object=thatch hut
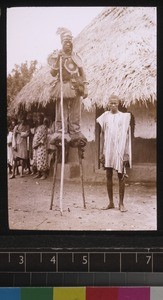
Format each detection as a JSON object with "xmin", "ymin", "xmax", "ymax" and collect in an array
[{"xmin": 14, "ymin": 7, "xmax": 156, "ymax": 181}]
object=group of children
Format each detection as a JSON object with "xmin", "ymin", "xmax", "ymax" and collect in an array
[{"xmin": 7, "ymin": 112, "xmax": 56, "ymax": 180}]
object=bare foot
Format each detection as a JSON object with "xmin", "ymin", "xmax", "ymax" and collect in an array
[
  {"xmin": 40, "ymin": 175, "xmax": 47, "ymax": 180},
  {"xmin": 33, "ymin": 173, "xmax": 41, "ymax": 179},
  {"xmin": 103, "ymin": 203, "xmax": 115, "ymax": 210},
  {"xmin": 9, "ymin": 174, "xmax": 15, "ymax": 179},
  {"xmin": 119, "ymin": 204, "xmax": 127, "ymax": 212}
]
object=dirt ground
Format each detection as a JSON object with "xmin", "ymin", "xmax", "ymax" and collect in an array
[{"xmin": 8, "ymin": 174, "xmax": 157, "ymax": 231}]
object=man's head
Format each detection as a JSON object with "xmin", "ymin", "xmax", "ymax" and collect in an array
[
  {"xmin": 108, "ymin": 95, "xmax": 120, "ymax": 113},
  {"xmin": 62, "ymin": 40, "xmax": 73, "ymax": 54},
  {"xmin": 56, "ymin": 27, "xmax": 73, "ymax": 54},
  {"xmin": 37, "ymin": 113, "xmax": 44, "ymax": 125},
  {"xmin": 19, "ymin": 112, "xmax": 27, "ymax": 124}
]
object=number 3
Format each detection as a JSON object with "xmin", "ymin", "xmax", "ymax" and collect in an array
[{"xmin": 19, "ymin": 255, "xmax": 24, "ymax": 265}]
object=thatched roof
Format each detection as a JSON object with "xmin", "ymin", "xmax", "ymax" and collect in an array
[
  {"xmin": 75, "ymin": 6, "xmax": 156, "ymax": 109},
  {"xmin": 14, "ymin": 6, "xmax": 156, "ymax": 111},
  {"xmin": 14, "ymin": 66, "xmax": 55, "ymax": 111}
]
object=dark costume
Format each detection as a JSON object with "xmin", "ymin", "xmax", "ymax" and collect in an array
[{"xmin": 48, "ymin": 27, "xmax": 88, "ymax": 141}]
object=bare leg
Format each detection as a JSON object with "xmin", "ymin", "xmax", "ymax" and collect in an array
[
  {"xmin": 30, "ymin": 165, "xmax": 37, "ymax": 176},
  {"xmin": 8, "ymin": 163, "xmax": 12, "ymax": 174},
  {"xmin": 33, "ymin": 171, "xmax": 41, "ymax": 179},
  {"xmin": 15, "ymin": 159, "xmax": 20, "ymax": 175},
  {"xmin": 16, "ymin": 165, "xmax": 20, "ymax": 175},
  {"xmin": 40, "ymin": 171, "xmax": 47, "ymax": 180},
  {"xmin": 20, "ymin": 160, "xmax": 25, "ymax": 177},
  {"xmin": 118, "ymin": 173, "xmax": 127, "ymax": 212},
  {"xmin": 103, "ymin": 168, "xmax": 114, "ymax": 209},
  {"xmin": 9, "ymin": 160, "xmax": 16, "ymax": 179},
  {"xmin": 26, "ymin": 157, "xmax": 32, "ymax": 174}
]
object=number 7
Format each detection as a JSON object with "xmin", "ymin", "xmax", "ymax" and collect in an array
[{"xmin": 146, "ymin": 255, "xmax": 151, "ymax": 264}]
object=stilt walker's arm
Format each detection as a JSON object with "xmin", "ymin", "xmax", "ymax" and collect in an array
[
  {"xmin": 50, "ymin": 148, "xmax": 58, "ymax": 210},
  {"xmin": 59, "ymin": 55, "xmax": 64, "ymax": 216}
]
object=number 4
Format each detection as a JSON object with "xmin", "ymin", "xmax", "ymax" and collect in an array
[{"xmin": 50, "ymin": 256, "xmax": 56, "ymax": 264}]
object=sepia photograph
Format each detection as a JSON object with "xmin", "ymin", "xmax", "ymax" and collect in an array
[{"xmin": 7, "ymin": 6, "xmax": 157, "ymax": 231}]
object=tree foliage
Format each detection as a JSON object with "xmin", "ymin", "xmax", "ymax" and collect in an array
[{"xmin": 7, "ymin": 60, "xmax": 38, "ymax": 113}]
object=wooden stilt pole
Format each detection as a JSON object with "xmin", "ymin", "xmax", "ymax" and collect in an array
[
  {"xmin": 78, "ymin": 146, "xmax": 86, "ymax": 209},
  {"xmin": 50, "ymin": 148, "xmax": 58, "ymax": 210},
  {"xmin": 59, "ymin": 55, "xmax": 64, "ymax": 216}
]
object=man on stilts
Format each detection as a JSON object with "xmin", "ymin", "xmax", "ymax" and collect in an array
[
  {"xmin": 96, "ymin": 95, "xmax": 132, "ymax": 212},
  {"xmin": 48, "ymin": 27, "xmax": 88, "ymax": 145},
  {"xmin": 48, "ymin": 27, "xmax": 88, "ymax": 211}
]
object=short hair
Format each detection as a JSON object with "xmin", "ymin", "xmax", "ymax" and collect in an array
[
  {"xmin": 108, "ymin": 94, "xmax": 120, "ymax": 103},
  {"xmin": 43, "ymin": 118, "xmax": 49, "ymax": 127},
  {"xmin": 38, "ymin": 113, "xmax": 44, "ymax": 124}
]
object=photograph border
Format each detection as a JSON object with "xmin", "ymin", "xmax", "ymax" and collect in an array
[{"xmin": 0, "ymin": 0, "xmax": 163, "ymax": 250}]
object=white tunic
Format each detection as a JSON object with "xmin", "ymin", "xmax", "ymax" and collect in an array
[{"xmin": 97, "ymin": 111, "xmax": 131, "ymax": 173}]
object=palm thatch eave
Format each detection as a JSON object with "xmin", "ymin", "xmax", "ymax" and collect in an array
[
  {"xmin": 74, "ymin": 6, "xmax": 156, "ymax": 109},
  {"xmin": 14, "ymin": 6, "xmax": 156, "ymax": 112},
  {"xmin": 14, "ymin": 65, "xmax": 56, "ymax": 112}
]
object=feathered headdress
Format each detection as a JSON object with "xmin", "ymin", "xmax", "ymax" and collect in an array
[{"xmin": 56, "ymin": 27, "xmax": 73, "ymax": 44}]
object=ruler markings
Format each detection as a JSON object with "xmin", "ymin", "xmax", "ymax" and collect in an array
[
  {"xmin": 0, "ymin": 249, "xmax": 160, "ymax": 253},
  {"xmin": 56, "ymin": 252, "xmax": 58, "ymax": 272},
  {"xmin": 0, "ymin": 251, "xmax": 162, "ymax": 273},
  {"xmin": 40, "ymin": 252, "xmax": 42, "ymax": 263},
  {"xmin": 120, "ymin": 252, "xmax": 122, "ymax": 272},
  {"xmin": 104, "ymin": 252, "xmax": 106, "ymax": 263},
  {"xmin": 1, "ymin": 251, "xmax": 161, "ymax": 254},
  {"xmin": 24, "ymin": 252, "xmax": 26, "ymax": 272},
  {"xmin": 88, "ymin": 253, "xmax": 90, "ymax": 272}
]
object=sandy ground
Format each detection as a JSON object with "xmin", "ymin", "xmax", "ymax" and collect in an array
[{"xmin": 8, "ymin": 174, "xmax": 157, "ymax": 231}]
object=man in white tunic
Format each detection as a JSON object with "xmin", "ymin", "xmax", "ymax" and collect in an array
[{"xmin": 96, "ymin": 95, "xmax": 132, "ymax": 212}]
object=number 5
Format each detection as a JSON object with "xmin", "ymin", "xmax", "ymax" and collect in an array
[{"xmin": 82, "ymin": 255, "xmax": 88, "ymax": 265}]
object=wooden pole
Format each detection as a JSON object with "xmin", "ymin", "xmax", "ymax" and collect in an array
[
  {"xmin": 50, "ymin": 148, "xmax": 58, "ymax": 210},
  {"xmin": 59, "ymin": 55, "xmax": 64, "ymax": 216},
  {"xmin": 78, "ymin": 146, "xmax": 86, "ymax": 209}
]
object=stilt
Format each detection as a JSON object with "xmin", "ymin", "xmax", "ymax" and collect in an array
[
  {"xmin": 50, "ymin": 148, "xmax": 58, "ymax": 210},
  {"xmin": 59, "ymin": 55, "xmax": 64, "ymax": 216},
  {"xmin": 78, "ymin": 145, "xmax": 86, "ymax": 209}
]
